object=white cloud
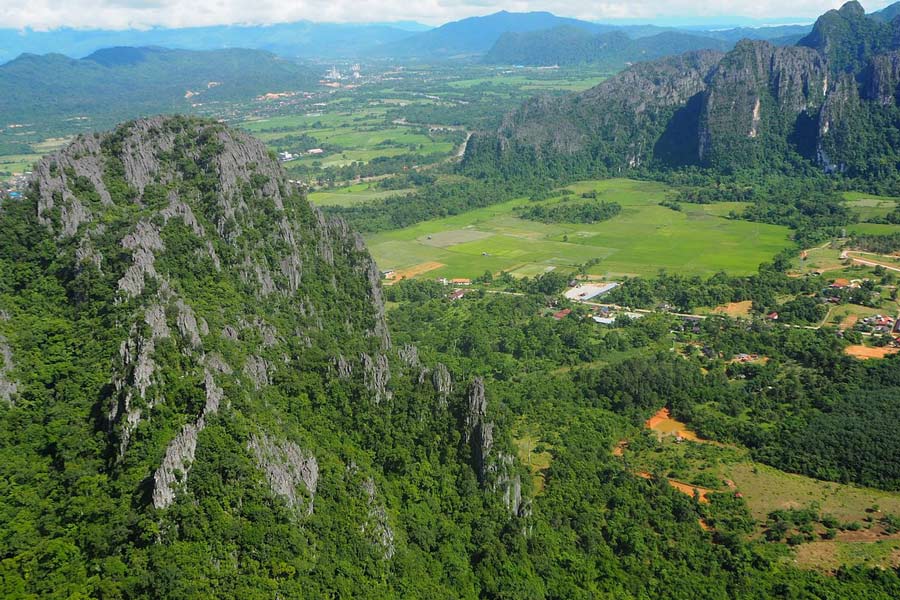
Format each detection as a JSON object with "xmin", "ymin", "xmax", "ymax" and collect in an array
[{"xmin": 0, "ymin": 0, "xmax": 896, "ymax": 31}]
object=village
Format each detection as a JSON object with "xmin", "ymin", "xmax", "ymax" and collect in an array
[{"xmin": 0, "ymin": 171, "xmax": 29, "ymax": 202}]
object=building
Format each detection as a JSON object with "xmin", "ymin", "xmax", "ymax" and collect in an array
[
  {"xmin": 306, "ymin": 148, "xmax": 324, "ymax": 155},
  {"xmin": 564, "ymin": 282, "xmax": 619, "ymax": 302},
  {"xmin": 449, "ymin": 289, "xmax": 466, "ymax": 301},
  {"xmin": 552, "ymin": 308, "xmax": 572, "ymax": 320},
  {"xmin": 450, "ymin": 278, "xmax": 471, "ymax": 286},
  {"xmin": 592, "ymin": 316, "xmax": 616, "ymax": 325}
]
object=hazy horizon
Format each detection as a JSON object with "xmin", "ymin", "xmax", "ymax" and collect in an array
[{"xmin": 0, "ymin": 0, "xmax": 894, "ymax": 32}]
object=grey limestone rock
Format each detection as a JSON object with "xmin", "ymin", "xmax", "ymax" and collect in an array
[
  {"xmin": 152, "ymin": 364, "xmax": 224, "ymax": 509},
  {"xmin": 0, "ymin": 336, "xmax": 18, "ymax": 404},
  {"xmin": 465, "ymin": 378, "xmax": 495, "ymax": 483},
  {"xmin": 248, "ymin": 433, "xmax": 318, "ymax": 515},
  {"xmin": 361, "ymin": 352, "xmax": 391, "ymax": 403},
  {"xmin": 431, "ymin": 363, "xmax": 452, "ymax": 401},
  {"xmin": 117, "ymin": 221, "xmax": 164, "ymax": 298},
  {"xmin": 243, "ymin": 355, "xmax": 271, "ymax": 390},
  {"xmin": 361, "ymin": 477, "xmax": 396, "ymax": 560},
  {"xmin": 175, "ymin": 299, "xmax": 202, "ymax": 349}
]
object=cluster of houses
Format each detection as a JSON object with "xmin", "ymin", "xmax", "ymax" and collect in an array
[
  {"xmin": 277, "ymin": 148, "xmax": 324, "ymax": 162},
  {"xmin": 855, "ymin": 314, "xmax": 899, "ymax": 335},
  {"xmin": 0, "ymin": 171, "xmax": 29, "ymax": 202}
]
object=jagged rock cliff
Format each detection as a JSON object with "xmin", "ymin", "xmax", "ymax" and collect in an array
[
  {"xmin": 470, "ymin": 49, "xmax": 722, "ymax": 170},
  {"xmin": 466, "ymin": 1, "xmax": 900, "ymax": 179}
]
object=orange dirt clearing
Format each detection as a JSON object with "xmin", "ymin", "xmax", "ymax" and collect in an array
[
  {"xmin": 844, "ymin": 345, "xmax": 900, "ymax": 360},
  {"xmin": 713, "ymin": 300, "xmax": 753, "ymax": 318},
  {"xmin": 384, "ymin": 261, "xmax": 444, "ymax": 284},
  {"xmin": 645, "ymin": 408, "xmax": 701, "ymax": 441}
]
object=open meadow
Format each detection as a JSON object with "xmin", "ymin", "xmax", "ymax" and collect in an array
[
  {"xmin": 365, "ymin": 179, "xmax": 792, "ymax": 280},
  {"xmin": 622, "ymin": 417, "xmax": 900, "ymax": 572}
]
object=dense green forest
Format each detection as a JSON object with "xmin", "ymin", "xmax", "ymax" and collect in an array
[{"xmin": 0, "ymin": 47, "xmax": 319, "ymax": 134}]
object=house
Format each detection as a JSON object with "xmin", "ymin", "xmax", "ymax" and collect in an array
[
  {"xmin": 381, "ymin": 270, "xmax": 396, "ymax": 280},
  {"xmin": 766, "ymin": 312, "xmax": 779, "ymax": 320},
  {"xmin": 449, "ymin": 289, "xmax": 466, "ymax": 301},
  {"xmin": 552, "ymin": 308, "xmax": 572, "ymax": 320},
  {"xmin": 306, "ymin": 148, "xmax": 324, "ymax": 155},
  {"xmin": 830, "ymin": 278, "xmax": 851, "ymax": 289},
  {"xmin": 450, "ymin": 278, "xmax": 471, "ymax": 286},
  {"xmin": 592, "ymin": 316, "xmax": 616, "ymax": 325}
]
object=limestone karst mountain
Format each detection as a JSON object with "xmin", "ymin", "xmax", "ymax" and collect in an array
[
  {"xmin": 464, "ymin": 1, "xmax": 900, "ymax": 181},
  {"xmin": 0, "ymin": 115, "xmax": 524, "ymax": 596}
]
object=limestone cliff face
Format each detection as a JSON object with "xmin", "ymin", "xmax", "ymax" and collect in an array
[
  {"xmin": 698, "ymin": 41, "xmax": 827, "ymax": 166},
  {"xmin": 0, "ymin": 334, "xmax": 17, "ymax": 404},
  {"xmin": 463, "ymin": 378, "xmax": 530, "ymax": 518},
  {"xmin": 470, "ymin": 2, "xmax": 900, "ymax": 178},
  {"xmin": 488, "ymin": 50, "xmax": 722, "ymax": 167},
  {"xmin": 864, "ymin": 50, "xmax": 900, "ymax": 105}
]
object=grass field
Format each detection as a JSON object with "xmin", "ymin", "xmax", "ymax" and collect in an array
[
  {"xmin": 512, "ymin": 419, "xmax": 553, "ymax": 495},
  {"xmin": 847, "ymin": 223, "xmax": 900, "ymax": 235},
  {"xmin": 727, "ymin": 462, "xmax": 900, "ymax": 524},
  {"xmin": 365, "ymin": 179, "xmax": 792, "ymax": 280},
  {"xmin": 309, "ymin": 184, "xmax": 415, "ymax": 207},
  {"xmin": 843, "ymin": 191, "xmax": 899, "ymax": 221},
  {"xmin": 623, "ymin": 426, "xmax": 900, "ymax": 571}
]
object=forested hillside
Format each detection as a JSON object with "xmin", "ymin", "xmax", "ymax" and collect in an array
[{"xmin": 0, "ymin": 47, "xmax": 319, "ymax": 133}]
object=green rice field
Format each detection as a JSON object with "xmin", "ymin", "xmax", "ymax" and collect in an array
[{"xmin": 365, "ymin": 179, "xmax": 792, "ymax": 280}]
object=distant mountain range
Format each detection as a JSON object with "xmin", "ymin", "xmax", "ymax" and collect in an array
[
  {"xmin": 369, "ymin": 11, "xmax": 615, "ymax": 59},
  {"xmin": 483, "ymin": 27, "xmax": 733, "ymax": 68},
  {"xmin": 0, "ymin": 10, "xmax": 820, "ymax": 64},
  {"xmin": 0, "ymin": 21, "xmax": 427, "ymax": 63},
  {"xmin": 0, "ymin": 47, "xmax": 318, "ymax": 131},
  {"xmin": 464, "ymin": 1, "xmax": 900, "ymax": 184}
]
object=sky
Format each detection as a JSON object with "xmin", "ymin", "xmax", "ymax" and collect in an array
[{"xmin": 0, "ymin": 0, "xmax": 896, "ymax": 31}]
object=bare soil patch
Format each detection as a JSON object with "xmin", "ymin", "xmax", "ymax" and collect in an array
[
  {"xmin": 645, "ymin": 408, "xmax": 701, "ymax": 441},
  {"xmin": 713, "ymin": 300, "xmax": 753, "ymax": 318},
  {"xmin": 844, "ymin": 345, "xmax": 899, "ymax": 360},
  {"xmin": 385, "ymin": 261, "xmax": 445, "ymax": 284}
]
